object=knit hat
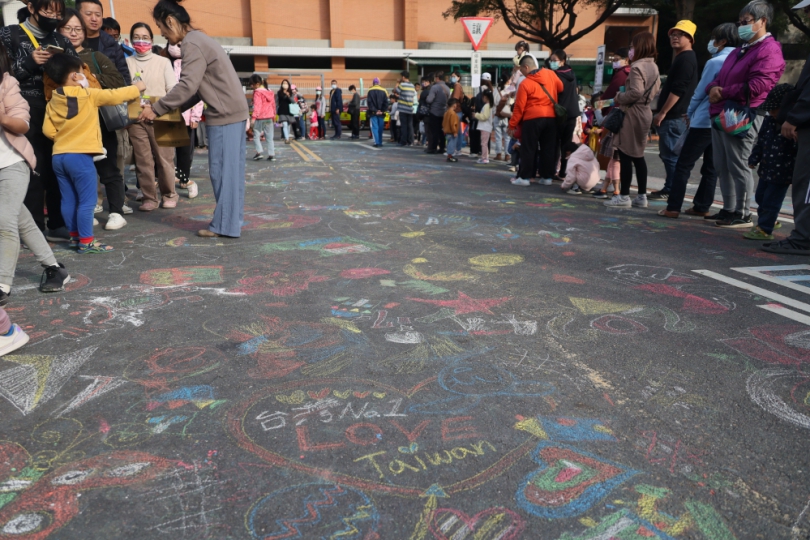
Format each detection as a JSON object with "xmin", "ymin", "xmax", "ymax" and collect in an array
[
  {"xmin": 760, "ymin": 83, "xmax": 794, "ymax": 112},
  {"xmin": 373, "ymin": 77, "xmax": 380, "ymax": 85}
]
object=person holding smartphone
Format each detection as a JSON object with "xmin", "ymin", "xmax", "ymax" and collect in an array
[{"xmin": 0, "ymin": 0, "xmax": 79, "ymax": 243}]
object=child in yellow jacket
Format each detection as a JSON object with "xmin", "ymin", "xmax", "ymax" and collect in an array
[{"xmin": 43, "ymin": 55, "xmax": 144, "ymax": 254}]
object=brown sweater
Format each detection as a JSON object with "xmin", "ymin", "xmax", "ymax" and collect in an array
[
  {"xmin": 443, "ymin": 108, "xmax": 459, "ymax": 135},
  {"xmin": 152, "ymin": 30, "xmax": 248, "ymax": 126}
]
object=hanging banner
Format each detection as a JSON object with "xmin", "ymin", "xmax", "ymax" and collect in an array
[{"xmin": 594, "ymin": 45, "xmax": 606, "ymax": 93}]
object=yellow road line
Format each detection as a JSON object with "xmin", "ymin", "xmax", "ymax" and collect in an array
[
  {"xmin": 288, "ymin": 141, "xmax": 310, "ymax": 162},
  {"xmin": 293, "ymin": 141, "xmax": 323, "ymax": 162}
]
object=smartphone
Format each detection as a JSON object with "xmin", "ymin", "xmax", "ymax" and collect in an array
[{"xmin": 44, "ymin": 45, "xmax": 64, "ymax": 53}]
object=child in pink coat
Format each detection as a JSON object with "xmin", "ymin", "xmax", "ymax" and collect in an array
[
  {"xmin": 309, "ymin": 105, "xmax": 319, "ymax": 139},
  {"xmin": 560, "ymin": 143, "xmax": 600, "ymax": 194}
]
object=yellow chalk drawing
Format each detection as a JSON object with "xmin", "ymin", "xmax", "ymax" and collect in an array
[
  {"xmin": 579, "ymin": 517, "xmax": 598, "ymax": 528},
  {"xmin": 333, "ymin": 390, "xmax": 352, "ymax": 399},
  {"xmin": 411, "ymin": 258, "xmax": 428, "ymax": 264},
  {"xmin": 403, "ymin": 264, "xmax": 476, "ymax": 282},
  {"xmin": 321, "ymin": 318, "xmax": 362, "ymax": 334},
  {"xmin": 513, "ymin": 417, "xmax": 548, "ymax": 439},
  {"xmin": 275, "ymin": 390, "xmax": 306, "ymax": 404},
  {"xmin": 372, "ymin": 392, "xmax": 387, "ymax": 399},
  {"xmin": 569, "ymin": 297, "xmax": 639, "ymax": 315},
  {"xmin": 402, "ymin": 231, "xmax": 426, "ymax": 238},
  {"xmin": 633, "ymin": 485, "xmax": 694, "ymax": 536},
  {"xmin": 166, "ymin": 237, "xmax": 186, "ymax": 247},
  {"xmin": 468, "ymin": 254, "xmax": 524, "ymax": 269}
]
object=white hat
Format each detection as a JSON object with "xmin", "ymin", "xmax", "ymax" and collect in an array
[
  {"xmin": 481, "ymin": 73, "xmax": 492, "ymax": 81},
  {"xmin": 794, "ymin": 0, "xmax": 810, "ymax": 9}
]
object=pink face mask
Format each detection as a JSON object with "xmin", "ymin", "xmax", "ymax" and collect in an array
[
  {"xmin": 628, "ymin": 48, "xmax": 635, "ymax": 61},
  {"xmin": 133, "ymin": 40, "xmax": 152, "ymax": 55},
  {"xmin": 167, "ymin": 43, "xmax": 181, "ymax": 58}
]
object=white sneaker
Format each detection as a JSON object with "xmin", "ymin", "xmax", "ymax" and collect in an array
[
  {"xmin": 121, "ymin": 204, "xmax": 133, "ymax": 215},
  {"xmin": 477, "ymin": 159, "xmax": 489, "ymax": 164},
  {"xmin": 511, "ymin": 177, "xmax": 531, "ymax": 187},
  {"xmin": 540, "ymin": 178, "xmax": 553, "ymax": 186},
  {"xmin": 0, "ymin": 324, "xmax": 29, "ymax": 357},
  {"xmin": 443, "ymin": 152, "xmax": 448, "ymax": 156},
  {"xmin": 187, "ymin": 181, "xmax": 198, "ymax": 199},
  {"xmin": 129, "ymin": 164, "xmax": 135, "ymax": 171},
  {"xmin": 94, "ymin": 204, "xmax": 103, "ymax": 214},
  {"xmin": 135, "ymin": 190, "xmax": 144, "ymax": 202},
  {"xmin": 566, "ymin": 186, "xmax": 582, "ymax": 195},
  {"xmin": 603, "ymin": 195, "xmax": 632, "ymax": 207},
  {"xmin": 632, "ymin": 194, "xmax": 648, "ymax": 208},
  {"xmin": 105, "ymin": 213, "xmax": 127, "ymax": 230},
  {"xmin": 93, "ymin": 218, "xmax": 99, "ymax": 226}
]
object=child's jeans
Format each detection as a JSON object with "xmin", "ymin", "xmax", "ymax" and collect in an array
[
  {"xmin": 480, "ymin": 130, "xmax": 491, "ymax": 160},
  {"xmin": 755, "ymin": 181, "xmax": 790, "ymax": 234},
  {"xmin": 253, "ymin": 119, "xmax": 275, "ymax": 157},
  {"xmin": 446, "ymin": 133, "xmax": 458, "ymax": 156},
  {"xmin": 53, "ymin": 154, "xmax": 97, "ymax": 243}
]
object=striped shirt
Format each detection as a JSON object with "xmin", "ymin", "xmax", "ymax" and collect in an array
[{"xmin": 396, "ymin": 81, "xmax": 417, "ymax": 109}]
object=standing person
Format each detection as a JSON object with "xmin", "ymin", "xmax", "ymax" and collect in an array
[
  {"xmin": 494, "ymin": 79, "xmax": 510, "ymax": 161},
  {"xmin": 249, "ymin": 74, "xmax": 275, "ymax": 161},
  {"xmin": 595, "ymin": 47, "xmax": 631, "ymax": 199},
  {"xmin": 347, "ymin": 85, "xmax": 360, "ymax": 139},
  {"xmin": 76, "ymin": 0, "xmax": 130, "ymax": 83},
  {"xmin": 0, "ymin": 0, "xmax": 78, "ymax": 242},
  {"xmin": 290, "ymin": 85, "xmax": 303, "ymax": 140},
  {"xmin": 277, "ymin": 79, "xmax": 294, "ymax": 144},
  {"xmin": 549, "ymin": 49, "xmax": 581, "ymax": 179},
  {"xmin": 603, "ymin": 32, "xmax": 661, "ymax": 208},
  {"xmin": 166, "ymin": 40, "xmax": 201, "ymax": 195},
  {"xmin": 426, "ymin": 71, "xmax": 449, "ymax": 155},
  {"xmin": 707, "ymin": 0, "xmax": 785, "ymax": 227},
  {"xmin": 450, "ymin": 70, "xmax": 465, "ymax": 155},
  {"xmin": 474, "ymin": 90, "xmax": 494, "ymax": 164},
  {"xmin": 308, "ymin": 104, "xmax": 319, "ymax": 139},
  {"xmin": 367, "ymin": 77, "xmax": 389, "ymax": 148},
  {"xmin": 389, "ymin": 94, "xmax": 399, "ymax": 142},
  {"xmin": 125, "ymin": 22, "xmax": 178, "ymax": 212},
  {"xmin": 329, "ymin": 79, "xmax": 343, "ymax": 139},
  {"xmin": 507, "ymin": 55, "xmax": 563, "ymax": 186},
  {"xmin": 417, "ymin": 75, "xmax": 431, "ymax": 146},
  {"xmin": 0, "ymin": 44, "xmax": 70, "ymax": 305},
  {"xmin": 139, "ymin": 0, "xmax": 250, "ymax": 238},
  {"xmin": 648, "ymin": 20, "xmax": 698, "ymax": 200},
  {"xmin": 659, "ymin": 23, "xmax": 740, "ymax": 219},
  {"xmin": 43, "ymin": 54, "xmax": 145, "ymax": 253},
  {"xmin": 443, "ymin": 98, "xmax": 461, "ymax": 162},
  {"xmin": 58, "ymin": 9, "xmax": 133, "ymax": 230},
  {"xmin": 315, "ymin": 86, "xmax": 327, "ymax": 139},
  {"xmin": 396, "ymin": 71, "xmax": 416, "ymax": 146},
  {"xmin": 745, "ymin": 84, "xmax": 796, "ymax": 240}
]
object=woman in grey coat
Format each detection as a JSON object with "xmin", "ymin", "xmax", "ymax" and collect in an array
[{"xmin": 605, "ymin": 32, "xmax": 661, "ymax": 209}]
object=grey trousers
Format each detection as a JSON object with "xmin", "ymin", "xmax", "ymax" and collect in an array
[
  {"xmin": 206, "ymin": 122, "xmax": 246, "ymax": 237},
  {"xmin": 711, "ymin": 116, "xmax": 762, "ymax": 216},
  {"xmin": 788, "ymin": 129, "xmax": 810, "ymax": 247},
  {"xmin": 0, "ymin": 161, "xmax": 58, "ymax": 288}
]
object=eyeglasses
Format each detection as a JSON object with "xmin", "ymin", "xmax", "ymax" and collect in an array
[
  {"xmin": 736, "ymin": 18, "xmax": 757, "ymax": 26},
  {"xmin": 61, "ymin": 26, "xmax": 83, "ymax": 35},
  {"xmin": 670, "ymin": 32, "xmax": 687, "ymax": 39}
]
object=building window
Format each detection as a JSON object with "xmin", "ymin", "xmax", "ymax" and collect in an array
[
  {"xmin": 230, "ymin": 55, "xmax": 255, "ymax": 73},
  {"xmin": 346, "ymin": 57, "xmax": 404, "ymax": 71},
  {"xmin": 268, "ymin": 56, "xmax": 332, "ymax": 70}
]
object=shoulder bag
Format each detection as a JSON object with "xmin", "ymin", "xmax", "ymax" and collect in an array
[
  {"xmin": 602, "ymin": 74, "xmax": 659, "ymax": 134},
  {"xmin": 712, "ymin": 84, "xmax": 756, "ymax": 138},
  {"xmin": 538, "ymin": 82, "xmax": 567, "ymax": 128},
  {"xmin": 89, "ymin": 53, "xmax": 132, "ymax": 131}
]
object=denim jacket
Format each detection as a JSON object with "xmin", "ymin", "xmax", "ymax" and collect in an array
[{"xmin": 687, "ymin": 47, "xmax": 732, "ymax": 129}]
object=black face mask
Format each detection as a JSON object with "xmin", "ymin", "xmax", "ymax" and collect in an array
[{"xmin": 35, "ymin": 13, "xmax": 60, "ymax": 33}]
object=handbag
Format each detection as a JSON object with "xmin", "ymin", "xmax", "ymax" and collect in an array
[
  {"xmin": 713, "ymin": 84, "xmax": 756, "ymax": 138},
  {"xmin": 602, "ymin": 75, "xmax": 659, "ymax": 133},
  {"xmin": 538, "ymin": 82, "xmax": 567, "ymax": 128},
  {"xmin": 289, "ymin": 102, "xmax": 301, "ymax": 116},
  {"xmin": 598, "ymin": 132, "xmax": 615, "ymax": 158},
  {"xmin": 88, "ymin": 53, "xmax": 132, "ymax": 131}
]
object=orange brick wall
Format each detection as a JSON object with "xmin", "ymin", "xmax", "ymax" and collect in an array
[{"xmin": 112, "ymin": 0, "xmax": 251, "ymax": 39}]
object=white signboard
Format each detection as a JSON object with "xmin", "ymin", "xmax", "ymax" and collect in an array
[
  {"xmin": 471, "ymin": 51, "xmax": 482, "ymax": 88},
  {"xmin": 460, "ymin": 18, "xmax": 494, "ymax": 51},
  {"xmin": 594, "ymin": 44, "xmax": 606, "ymax": 93}
]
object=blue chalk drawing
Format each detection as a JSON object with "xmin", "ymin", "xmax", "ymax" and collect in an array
[{"xmin": 537, "ymin": 417, "xmax": 616, "ymax": 442}]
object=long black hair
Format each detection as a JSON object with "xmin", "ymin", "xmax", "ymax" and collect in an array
[
  {"xmin": 0, "ymin": 41, "xmax": 13, "ymax": 78},
  {"xmin": 153, "ymin": 0, "xmax": 192, "ymax": 27},
  {"xmin": 279, "ymin": 78, "xmax": 291, "ymax": 94},
  {"xmin": 17, "ymin": 0, "xmax": 65, "ymax": 24}
]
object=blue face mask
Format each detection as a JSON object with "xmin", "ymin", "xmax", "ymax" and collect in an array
[
  {"xmin": 738, "ymin": 24, "xmax": 755, "ymax": 42},
  {"xmin": 451, "ymin": 76, "xmax": 458, "ymax": 83},
  {"xmin": 549, "ymin": 61, "xmax": 560, "ymax": 70},
  {"xmin": 707, "ymin": 40, "xmax": 719, "ymax": 55}
]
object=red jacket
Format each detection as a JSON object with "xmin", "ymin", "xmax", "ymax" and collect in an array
[{"xmin": 508, "ymin": 68, "xmax": 564, "ymax": 131}]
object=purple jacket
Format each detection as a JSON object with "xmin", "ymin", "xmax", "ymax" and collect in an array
[{"xmin": 706, "ymin": 35, "xmax": 785, "ymax": 117}]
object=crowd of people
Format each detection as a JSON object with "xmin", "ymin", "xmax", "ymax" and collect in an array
[{"xmin": 5, "ymin": 0, "xmax": 810, "ymax": 356}]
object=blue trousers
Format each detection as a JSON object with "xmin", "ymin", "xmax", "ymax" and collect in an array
[
  {"xmin": 207, "ymin": 122, "xmax": 246, "ymax": 237},
  {"xmin": 371, "ymin": 115, "xmax": 385, "ymax": 146},
  {"xmin": 332, "ymin": 112, "xmax": 343, "ymax": 138},
  {"xmin": 446, "ymin": 133, "xmax": 458, "ymax": 156},
  {"xmin": 755, "ymin": 181, "xmax": 790, "ymax": 234},
  {"xmin": 53, "ymin": 153, "xmax": 97, "ymax": 242},
  {"xmin": 456, "ymin": 112, "xmax": 464, "ymax": 152},
  {"xmin": 658, "ymin": 118, "xmax": 686, "ymax": 192}
]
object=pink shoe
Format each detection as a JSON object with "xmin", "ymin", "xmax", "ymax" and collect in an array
[
  {"xmin": 161, "ymin": 196, "xmax": 178, "ymax": 209},
  {"xmin": 138, "ymin": 200, "xmax": 159, "ymax": 212}
]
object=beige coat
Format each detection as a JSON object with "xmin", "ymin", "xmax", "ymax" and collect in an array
[
  {"xmin": 0, "ymin": 74, "xmax": 35, "ymax": 169},
  {"xmin": 613, "ymin": 57, "xmax": 660, "ymax": 159}
]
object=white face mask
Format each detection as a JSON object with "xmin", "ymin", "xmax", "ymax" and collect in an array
[
  {"xmin": 331, "ymin": 84, "xmax": 337, "ymax": 89},
  {"xmin": 76, "ymin": 73, "xmax": 89, "ymax": 88}
]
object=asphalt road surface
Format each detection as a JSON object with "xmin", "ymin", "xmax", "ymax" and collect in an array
[{"xmin": 2, "ymin": 137, "xmax": 809, "ymax": 540}]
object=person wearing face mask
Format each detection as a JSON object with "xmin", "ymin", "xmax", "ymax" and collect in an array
[
  {"xmin": 314, "ymin": 87, "xmax": 327, "ymax": 139},
  {"xmin": 449, "ymin": 70, "xmax": 465, "ymax": 156},
  {"xmin": 600, "ymin": 48, "xmax": 631, "ymax": 115},
  {"xmin": 0, "ymin": 0, "xmax": 79, "ymax": 243},
  {"xmin": 706, "ymin": 0, "xmax": 785, "ymax": 228},
  {"xmin": 125, "ymin": 22, "xmax": 179, "ymax": 212},
  {"xmin": 277, "ymin": 79, "xmax": 294, "ymax": 143},
  {"xmin": 548, "ymin": 49, "xmax": 581, "ymax": 181},
  {"xmin": 347, "ymin": 85, "xmax": 360, "ymax": 140},
  {"xmin": 329, "ymin": 80, "xmax": 343, "ymax": 139},
  {"xmin": 659, "ymin": 23, "xmax": 740, "ymax": 219}
]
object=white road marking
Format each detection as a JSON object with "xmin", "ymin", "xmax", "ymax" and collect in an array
[
  {"xmin": 732, "ymin": 265, "xmax": 810, "ymax": 295},
  {"xmin": 757, "ymin": 304, "xmax": 810, "ymax": 326},
  {"xmin": 693, "ymin": 270, "xmax": 810, "ymax": 313}
]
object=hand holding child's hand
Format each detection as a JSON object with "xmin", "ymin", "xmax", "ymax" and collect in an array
[{"xmin": 134, "ymin": 80, "xmax": 147, "ymax": 92}]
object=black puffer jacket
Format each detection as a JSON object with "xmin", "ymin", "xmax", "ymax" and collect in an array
[
  {"xmin": 554, "ymin": 66, "xmax": 581, "ymax": 119},
  {"xmin": 0, "ymin": 24, "xmax": 78, "ymax": 106}
]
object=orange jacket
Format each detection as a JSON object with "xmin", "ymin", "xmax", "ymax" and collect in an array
[
  {"xmin": 443, "ymin": 108, "xmax": 459, "ymax": 135},
  {"xmin": 508, "ymin": 68, "xmax": 564, "ymax": 131}
]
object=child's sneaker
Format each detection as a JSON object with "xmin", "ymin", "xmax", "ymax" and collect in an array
[
  {"xmin": 0, "ymin": 324, "xmax": 29, "ymax": 357},
  {"xmin": 40, "ymin": 263, "xmax": 70, "ymax": 292},
  {"xmin": 566, "ymin": 186, "xmax": 582, "ymax": 195},
  {"xmin": 476, "ymin": 158, "xmax": 489, "ymax": 164},
  {"xmin": 447, "ymin": 156, "xmax": 458, "ymax": 163},
  {"xmin": 604, "ymin": 195, "xmax": 631, "ymax": 207},
  {"xmin": 78, "ymin": 241, "xmax": 114, "ymax": 254},
  {"xmin": 743, "ymin": 226, "xmax": 775, "ymax": 241},
  {"xmin": 632, "ymin": 194, "xmax": 648, "ymax": 208},
  {"xmin": 593, "ymin": 190, "xmax": 609, "ymax": 199},
  {"xmin": 94, "ymin": 204, "xmax": 103, "ymax": 214}
]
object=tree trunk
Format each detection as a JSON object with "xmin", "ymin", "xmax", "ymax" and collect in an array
[{"xmin": 676, "ymin": 0, "xmax": 697, "ymax": 21}]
